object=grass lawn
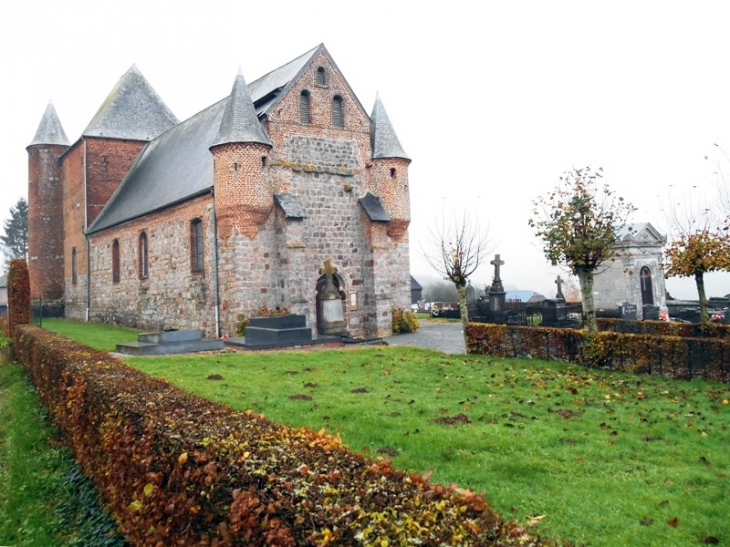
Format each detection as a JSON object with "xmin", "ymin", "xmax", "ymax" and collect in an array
[
  {"xmin": 42, "ymin": 319, "xmax": 730, "ymax": 546},
  {"xmin": 0, "ymin": 362, "xmax": 124, "ymax": 546},
  {"xmin": 41, "ymin": 318, "xmax": 140, "ymax": 351}
]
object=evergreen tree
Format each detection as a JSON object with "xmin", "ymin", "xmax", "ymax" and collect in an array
[{"xmin": 1, "ymin": 197, "xmax": 28, "ymax": 270}]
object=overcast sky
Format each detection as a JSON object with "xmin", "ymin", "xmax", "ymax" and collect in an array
[{"xmin": 2, "ymin": 0, "xmax": 729, "ymax": 300}]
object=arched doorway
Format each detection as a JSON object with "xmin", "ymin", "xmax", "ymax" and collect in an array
[
  {"xmin": 640, "ymin": 266, "xmax": 654, "ymax": 306},
  {"xmin": 315, "ymin": 265, "xmax": 347, "ymax": 336}
]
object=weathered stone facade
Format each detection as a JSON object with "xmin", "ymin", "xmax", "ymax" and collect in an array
[
  {"xmin": 593, "ymin": 222, "xmax": 668, "ymax": 318},
  {"xmin": 28, "ymin": 44, "xmax": 412, "ymax": 338}
]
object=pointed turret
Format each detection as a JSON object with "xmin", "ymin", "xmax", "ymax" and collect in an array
[
  {"xmin": 83, "ymin": 64, "xmax": 178, "ymax": 141},
  {"xmin": 212, "ymin": 68, "xmax": 272, "ymax": 147},
  {"xmin": 27, "ymin": 102, "xmax": 70, "ymax": 299},
  {"xmin": 211, "ymin": 69, "xmax": 274, "ymax": 240},
  {"xmin": 371, "ymin": 93, "xmax": 409, "ymax": 161},
  {"xmin": 28, "ymin": 101, "xmax": 70, "ymax": 147}
]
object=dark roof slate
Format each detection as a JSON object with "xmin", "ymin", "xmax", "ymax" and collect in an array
[
  {"xmin": 29, "ymin": 102, "xmax": 70, "ymax": 147},
  {"xmin": 371, "ymin": 93, "xmax": 409, "ymax": 160},
  {"xmin": 410, "ymin": 275, "xmax": 423, "ymax": 290},
  {"xmin": 83, "ymin": 65, "xmax": 178, "ymax": 141},
  {"xmin": 274, "ymin": 194, "xmax": 306, "ymax": 219},
  {"xmin": 358, "ymin": 192, "xmax": 391, "ymax": 222},
  {"xmin": 212, "ymin": 69, "xmax": 272, "ymax": 147},
  {"xmin": 87, "ymin": 99, "xmax": 227, "ymax": 234}
]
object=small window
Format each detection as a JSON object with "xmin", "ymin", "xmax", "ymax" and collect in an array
[
  {"xmin": 112, "ymin": 239, "xmax": 120, "ymax": 283},
  {"xmin": 71, "ymin": 247, "xmax": 77, "ymax": 285},
  {"xmin": 261, "ymin": 156, "xmax": 267, "ymax": 168},
  {"xmin": 139, "ymin": 232, "xmax": 148, "ymax": 279},
  {"xmin": 332, "ymin": 95, "xmax": 344, "ymax": 128},
  {"xmin": 390, "ymin": 167, "xmax": 397, "ymax": 178},
  {"xmin": 300, "ymin": 90, "xmax": 311, "ymax": 124},
  {"xmin": 190, "ymin": 219, "xmax": 204, "ymax": 273},
  {"xmin": 316, "ymin": 66, "xmax": 326, "ymax": 86}
]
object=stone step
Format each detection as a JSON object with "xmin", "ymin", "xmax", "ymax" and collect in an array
[
  {"xmin": 116, "ymin": 338, "xmax": 224, "ymax": 356},
  {"xmin": 138, "ymin": 330, "xmax": 203, "ymax": 344}
]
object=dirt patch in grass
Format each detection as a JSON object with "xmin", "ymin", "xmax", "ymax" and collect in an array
[
  {"xmin": 433, "ymin": 413, "xmax": 472, "ymax": 425},
  {"xmin": 351, "ymin": 387, "xmax": 369, "ymax": 393},
  {"xmin": 289, "ymin": 394, "xmax": 313, "ymax": 401},
  {"xmin": 206, "ymin": 374, "xmax": 223, "ymax": 381}
]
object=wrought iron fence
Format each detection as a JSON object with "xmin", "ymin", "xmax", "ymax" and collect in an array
[
  {"xmin": 30, "ymin": 298, "xmax": 65, "ymax": 327},
  {"xmin": 468, "ymin": 299, "xmax": 584, "ymax": 328}
]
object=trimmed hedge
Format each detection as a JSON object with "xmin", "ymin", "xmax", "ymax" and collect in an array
[
  {"xmin": 596, "ymin": 318, "xmax": 730, "ymax": 338},
  {"xmin": 14, "ymin": 325, "xmax": 552, "ymax": 547},
  {"xmin": 7, "ymin": 258, "xmax": 30, "ymax": 336},
  {"xmin": 466, "ymin": 323, "xmax": 730, "ymax": 383}
]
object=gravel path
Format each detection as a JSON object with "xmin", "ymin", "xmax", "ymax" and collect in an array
[{"xmin": 383, "ymin": 320, "xmax": 466, "ymax": 354}]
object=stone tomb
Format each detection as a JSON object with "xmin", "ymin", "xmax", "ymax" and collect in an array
[
  {"xmin": 116, "ymin": 329, "xmax": 224, "ymax": 356},
  {"xmin": 225, "ymin": 314, "xmax": 341, "ymax": 350}
]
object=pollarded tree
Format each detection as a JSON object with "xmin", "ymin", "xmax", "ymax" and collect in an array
[
  {"xmin": 423, "ymin": 212, "xmax": 490, "ymax": 334},
  {"xmin": 529, "ymin": 166, "xmax": 636, "ymax": 331},
  {"xmin": 664, "ymin": 217, "xmax": 730, "ymax": 326}
]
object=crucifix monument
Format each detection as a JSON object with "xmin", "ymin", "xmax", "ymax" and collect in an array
[
  {"xmin": 555, "ymin": 275, "xmax": 565, "ymax": 301},
  {"xmin": 317, "ymin": 259, "xmax": 347, "ymax": 336},
  {"xmin": 488, "ymin": 253, "xmax": 506, "ymax": 313}
]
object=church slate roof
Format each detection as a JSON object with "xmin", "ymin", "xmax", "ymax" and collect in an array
[
  {"xmin": 83, "ymin": 65, "xmax": 178, "ymax": 141},
  {"xmin": 29, "ymin": 102, "xmax": 70, "ymax": 147},
  {"xmin": 87, "ymin": 45, "xmax": 368, "ymax": 234},
  {"xmin": 274, "ymin": 194, "xmax": 306, "ymax": 219},
  {"xmin": 212, "ymin": 69, "xmax": 272, "ymax": 147},
  {"xmin": 371, "ymin": 93, "xmax": 409, "ymax": 160},
  {"xmin": 358, "ymin": 192, "xmax": 391, "ymax": 222},
  {"xmin": 87, "ymin": 98, "xmax": 227, "ymax": 234}
]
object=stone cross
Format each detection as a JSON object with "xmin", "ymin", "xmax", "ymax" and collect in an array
[
  {"xmin": 490, "ymin": 254, "xmax": 504, "ymax": 281},
  {"xmin": 319, "ymin": 259, "xmax": 337, "ymax": 279},
  {"xmin": 555, "ymin": 275, "xmax": 565, "ymax": 300}
]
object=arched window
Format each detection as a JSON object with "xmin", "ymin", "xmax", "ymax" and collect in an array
[
  {"xmin": 332, "ymin": 95, "xmax": 344, "ymax": 128},
  {"xmin": 71, "ymin": 247, "xmax": 77, "ymax": 285},
  {"xmin": 300, "ymin": 90, "xmax": 311, "ymax": 124},
  {"xmin": 640, "ymin": 266, "xmax": 654, "ymax": 306},
  {"xmin": 139, "ymin": 232, "xmax": 148, "ymax": 279},
  {"xmin": 112, "ymin": 239, "xmax": 120, "ymax": 283},
  {"xmin": 316, "ymin": 66, "xmax": 326, "ymax": 86},
  {"xmin": 190, "ymin": 219, "xmax": 204, "ymax": 273}
]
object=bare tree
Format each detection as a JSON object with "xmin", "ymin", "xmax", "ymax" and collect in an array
[{"xmin": 423, "ymin": 212, "xmax": 490, "ymax": 333}]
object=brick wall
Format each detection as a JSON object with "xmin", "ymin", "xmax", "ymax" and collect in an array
[
  {"xmin": 62, "ymin": 143, "xmax": 88, "ymax": 319},
  {"xmin": 27, "ymin": 143, "xmax": 68, "ymax": 298}
]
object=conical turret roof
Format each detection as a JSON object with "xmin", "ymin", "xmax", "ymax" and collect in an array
[
  {"xmin": 211, "ymin": 69, "xmax": 272, "ymax": 147},
  {"xmin": 29, "ymin": 102, "xmax": 70, "ymax": 147},
  {"xmin": 83, "ymin": 65, "xmax": 178, "ymax": 141},
  {"xmin": 371, "ymin": 93, "xmax": 409, "ymax": 160}
]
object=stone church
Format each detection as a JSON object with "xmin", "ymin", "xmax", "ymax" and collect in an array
[{"xmin": 27, "ymin": 44, "xmax": 412, "ymax": 338}]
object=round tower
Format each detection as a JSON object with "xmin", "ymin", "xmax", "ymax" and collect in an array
[
  {"xmin": 27, "ymin": 102, "xmax": 70, "ymax": 299},
  {"xmin": 210, "ymin": 70, "xmax": 273, "ymax": 239},
  {"xmin": 370, "ymin": 94, "xmax": 411, "ymax": 239}
]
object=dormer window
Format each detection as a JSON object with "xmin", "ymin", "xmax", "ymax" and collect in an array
[
  {"xmin": 332, "ymin": 95, "xmax": 344, "ymax": 128},
  {"xmin": 316, "ymin": 67, "xmax": 326, "ymax": 86},
  {"xmin": 300, "ymin": 90, "xmax": 311, "ymax": 124}
]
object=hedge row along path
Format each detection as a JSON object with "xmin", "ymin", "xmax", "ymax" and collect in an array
[{"xmin": 14, "ymin": 325, "xmax": 553, "ymax": 546}]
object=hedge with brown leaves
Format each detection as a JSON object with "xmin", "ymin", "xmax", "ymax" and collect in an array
[
  {"xmin": 466, "ymin": 323, "xmax": 730, "ymax": 383},
  {"xmin": 7, "ymin": 258, "xmax": 30, "ymax": 336},
  {"xmin": 14, "ymin": 325, "xmax": 555, "ymax": 547}
]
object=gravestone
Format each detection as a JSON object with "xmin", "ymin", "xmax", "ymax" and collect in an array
[
  {"xmin": 619, "ymin": 301, "xmax": 637, "ymax": 320},
  {"xmin": 555, "ymin": 275, "xmax": 565, "ymax": 301},
  {"xmin": 642, "ymin": 304, "xmax": 660, "ymax": 321},
  {"xmin": 488, "ymin": 254, "xmax": 506, "ymax": 313},
  {"xmin": 244, "ymin": 314, "xmax": 313, "ymax": 348},
  {"xmin": 116, "ymin": 329, "xmax": 224, "ymax": 356}
]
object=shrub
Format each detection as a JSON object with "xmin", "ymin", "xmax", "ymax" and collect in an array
[
  {"xmin": 392, "ymin": 308, "xmax": 420, "ymax": 333},
  {"xmin": 235, "ymin": 314, "xmax": 249, "ymax": 337},
  {"xmin": 7, "ymin": 259, "xmax": 30, "ymax": 336},
  {"xmin": 14, "ymin": 325, "xmax": 550, "ymax": 546},
  {"xmin": 466, "ymin": 323, "xmax": 730, "ymax": 383}
]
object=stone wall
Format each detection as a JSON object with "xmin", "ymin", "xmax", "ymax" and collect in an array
[{"xmin": 88, "ymin": 194, "xmax": 217, "ymax": 336}]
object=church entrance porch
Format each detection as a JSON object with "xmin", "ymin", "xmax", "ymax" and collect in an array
[{"xmin": 315, "ymin": 260, "xmax": 347, "ymax": 336}]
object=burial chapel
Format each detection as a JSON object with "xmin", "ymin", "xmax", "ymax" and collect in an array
[{"xmin": 27, "ymin": 44, "xmax": 412, "ymax": 338}]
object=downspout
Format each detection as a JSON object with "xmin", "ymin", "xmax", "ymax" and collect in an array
[
  {"xmin": 212, "ymin": 189, "xmax": 221, "ymax": 338},
  {"xmin": 83, "ymin": 138, "xmax": 90, "ymax": 322}
]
